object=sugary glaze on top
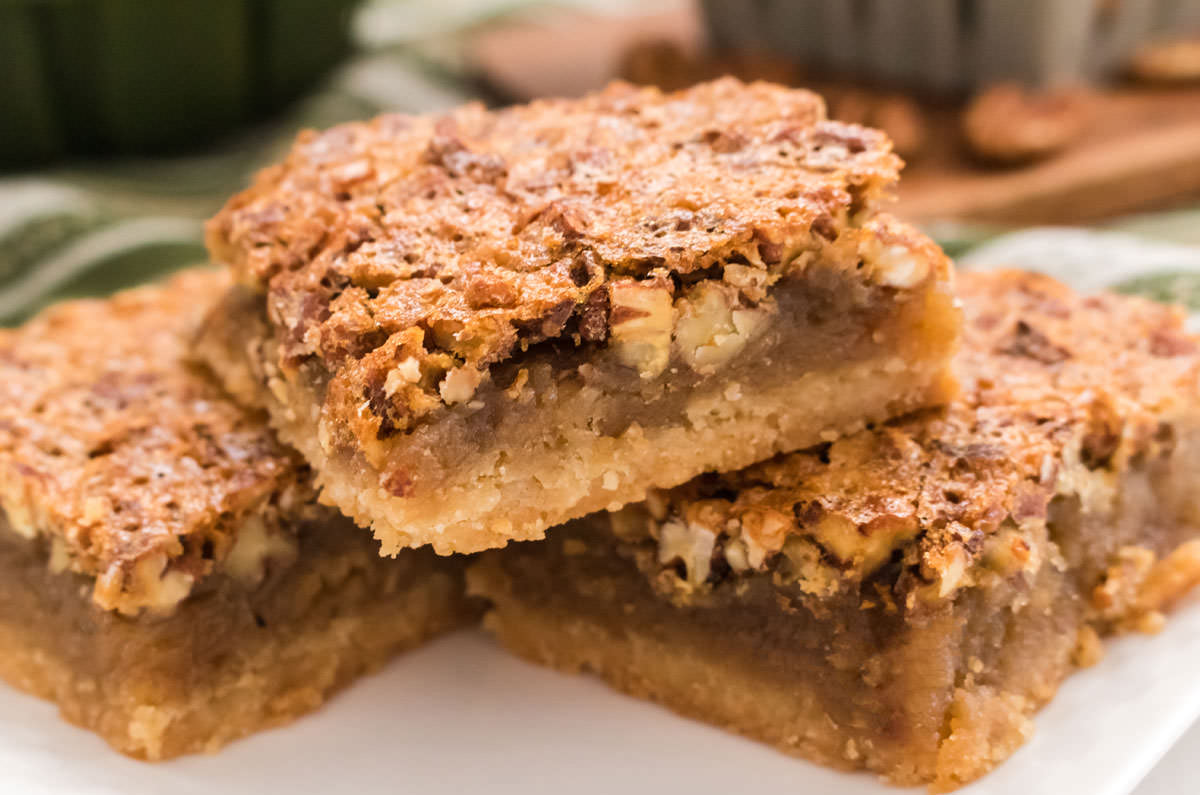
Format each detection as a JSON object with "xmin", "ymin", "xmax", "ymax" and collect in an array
[
  {"xmin": 0, "ymin": 270, "xmax": 315, "ymax": 614},
  {"xmin": 205, "ymin": 79, "xmax": 926, "ymax": 447},
  {"xmin": 617, "ymin": 270, "xmax": 1200, "ymax": 607}
]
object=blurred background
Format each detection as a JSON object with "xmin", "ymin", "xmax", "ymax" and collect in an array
[
  {"xmin": 1, "ymin": 0, "xmax": 1199, "ymax": 325},
  {"xmin": 1, "ymin": 1, "xmax": 1199, "ymax": 789}
]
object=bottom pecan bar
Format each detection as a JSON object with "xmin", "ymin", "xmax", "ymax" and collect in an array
[
  {"xmin": 0, "ymin": 271, "xmax": 479, "ymax": 759},
  {"xmin": 470, "ymin": 269, "xmax": 1200, "ymax": 791}
]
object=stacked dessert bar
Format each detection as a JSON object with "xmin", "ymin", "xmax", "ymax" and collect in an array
[
  {"xmin": 2, "ymin": 79, "xmax": 1199, "ymax": 791},
  {"xmin": 199, "ymin": 78, "xmax": 958, "ymax": 555}
]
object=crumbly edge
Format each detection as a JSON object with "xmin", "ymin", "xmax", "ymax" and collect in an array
[
  {"xmin": 0, "ymin": 522, "xmax": 480, "ymax": 760},
  {"xmin": 198, "ymin": 290, "xmax": 957, "ymax": 555}
]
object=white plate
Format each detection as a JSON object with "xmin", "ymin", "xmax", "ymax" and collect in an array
[{"xmin": 3, "ymin": 594, "xmax": 1200, "ymax": 795}]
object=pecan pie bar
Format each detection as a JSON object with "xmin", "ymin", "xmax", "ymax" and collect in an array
[
  {"xmin": 199, "ymin": 78, "xmax": 959, "ymax": 555},
  {"xmin": 0, "ymin": 270, "xmax": 479, "ymax": 760},
  {"xmin": 470, "ymin": 270, "xmax": 1200, "ymax": 791}
]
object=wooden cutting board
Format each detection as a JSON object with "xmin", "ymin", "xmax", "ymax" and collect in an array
[{"xmin": 469, "ymin": 6, "xmax": 1200, "ymax": 225}]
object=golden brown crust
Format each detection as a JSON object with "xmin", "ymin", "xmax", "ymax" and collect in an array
[
  {"xmin": 205, "ymin": 79, "xmax": 906, "ymax": 444},
  {"xmin": 622, "ymin": 270, "xmax": 1200, "ymax": 605},
  {"xmin": 0, "ymin": 270, "xmax": 315, "ymax": 613}
]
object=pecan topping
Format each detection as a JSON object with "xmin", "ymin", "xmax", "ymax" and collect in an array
[
  {"xmin": 577, "ymin": 289, "xmax": 610, "ymax": 343},
  {"xmin": 1080, "ymin": 395, "xmax": 1123, "ymax": 470}
]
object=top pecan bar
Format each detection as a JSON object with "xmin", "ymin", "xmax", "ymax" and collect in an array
[{"xmin": 200, "ymin": 78, "xmax": 959, "ymax": 554}]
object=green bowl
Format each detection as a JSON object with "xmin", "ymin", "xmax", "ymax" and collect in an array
[{"xmin": 0, "ymin": 0, "xmax": 360, "ymax": 167}]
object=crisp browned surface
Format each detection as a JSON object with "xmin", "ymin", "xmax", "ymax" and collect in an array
[
  {"xmin": 206, "ymin": 78, "xmax": 903, "ymax": 442},
  {"xmin": 0, "ymin": 270, "xmax": 314, "ymax": 613},
  {"xmin": 620, "ymin": 269, "xmax": 1200, "ymax": 605}
]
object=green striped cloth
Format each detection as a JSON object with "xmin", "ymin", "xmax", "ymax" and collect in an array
[{"xmin": 2, "ymin": 0, "xmax": 1199, "ymax": 324}]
